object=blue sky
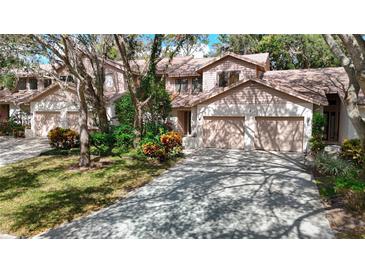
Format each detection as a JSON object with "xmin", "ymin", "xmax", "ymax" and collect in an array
[{"xmin": 208, "ymin": 34, "xmax": 219, "ymax": 46}]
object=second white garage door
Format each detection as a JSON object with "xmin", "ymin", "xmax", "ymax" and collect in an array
[
  {"xmin": 254, "ymin": 117, "xmax": 304, "ymax": 152},
  {"xmin": 203, "ymin": 116, "xmax": 245, "ymax": 149}
]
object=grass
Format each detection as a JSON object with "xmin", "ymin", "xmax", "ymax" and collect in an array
[
  {"xmin": 314, "ymin": 176, "xmax": 365, "ymax": 239},
  {"xmin": 0, "ymin": 151, "xmax": 180, "ymax": 238}
]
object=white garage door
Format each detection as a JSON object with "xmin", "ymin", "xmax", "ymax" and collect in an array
[
  {"xmin": 255, "ymin": 117, "xmax": 304, "ymax": 152},
  {"xmin": 34, "ymin": 111, "xmax": 62, "ymax": 137},
  {"xmin": 203, "ymin": 116, "xmax": 245, "ymax": 149}
]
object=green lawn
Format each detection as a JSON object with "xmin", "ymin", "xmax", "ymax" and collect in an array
[
  {"xmin": 0, "ymin": 153, "xmax": 178, "ymax": 238},
  {"xmin": 314, "ymin": 177, "xmax": 365, "ymax": 239}
]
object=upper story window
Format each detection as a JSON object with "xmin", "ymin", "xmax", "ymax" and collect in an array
[
  {"xmin": 44, "ymin": 78, "xmax": 52, "ymax": 88},
  {"xmin": 218, "ymin": 71, "xmax": 240, "ymax": 87},
  {"xmin": 17, "ymin": 78, "xmax": 27, "ymax": 90},
  {"xmin": 105, "ymin": 74, "xmax": 114, "ymax": 88},
  {"xmin": 175, "ymin": 78, "xmax": 188, "ymax": 93},
  {"xmin": 60, "ymin": 75, "xmax": 74, "ymax": 83},
  {"xmin": 192, "ymin": 76, "xmax": 202, "ymax": 93},
  {"xmin": 29, "ymin": 78, "xmax": 38, "ymax": 90}
]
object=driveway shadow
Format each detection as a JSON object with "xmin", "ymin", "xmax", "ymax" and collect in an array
[{"xmin": 37, "ymin": 149, "xmax": 333, "ymax": 239}]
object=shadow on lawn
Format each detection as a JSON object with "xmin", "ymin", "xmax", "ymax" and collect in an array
[
  {"xmin": 0, "ymin": 157, "xmax": 71, "ymax": 201},
  {"xmin": 3, "ymin": 156, "xmax": 173, "ymax": 237}
]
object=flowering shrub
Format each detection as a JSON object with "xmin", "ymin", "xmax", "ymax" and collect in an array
[
  {"xmin": 160, "ymin": 131, "xmax": 182, "ymax": 152},
  {"xmin": 48, "ymin": 127, "xmax": 79, "ymax": 149},
  {"xmin": 141, "ymin": 141, "xmax": 166, "ymax": 161},
  {"xmin": 341, "ymin": 139, "xmax": 364, "ymax": 166}
]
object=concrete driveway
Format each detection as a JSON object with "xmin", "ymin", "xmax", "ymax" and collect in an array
[
  {"xmin": 0, "ymin": 137, "xmax": 50, "ymax": 167},
  {"xmin": 38, "ymin": 149, "xmax": 333, "ymax": 239}
]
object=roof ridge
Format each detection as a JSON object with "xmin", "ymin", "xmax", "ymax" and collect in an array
[{"xmin": 265, "ymin": 67, "xmax": 344, "ymax": 73}]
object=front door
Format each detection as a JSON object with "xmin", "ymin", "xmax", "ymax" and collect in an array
[
  {"xmin": 0, "ymin": 104, "xmax": 10, "ymax": 122},
  {"xmin": 323, "ymin": 94, "xmax": 340, "ymax": 143}
]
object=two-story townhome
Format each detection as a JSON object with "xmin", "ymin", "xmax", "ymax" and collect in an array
[
  {"xmin": 0, "ymin": 63, "xmax": 125, "ymax": 136},
  {"xmin": 1, "ymin": 52, "xmax": 364, "ymax": 153}
]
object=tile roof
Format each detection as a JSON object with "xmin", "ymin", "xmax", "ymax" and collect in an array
[
  {"xmin": 195, "ymin": 52, "xmax": 269, "ymax": 73},
  {"xmin": 106, "ymin": 53, "xmax": 270, "ymax": 77},
  {"xmin": 167, "ymin": 57, "xmax": 214, "ymax": 77},
  {"xmin": 263, "ymin": 67, "xmax": 365, "ymax": 105},
  {"xmin": 0, "ymin": 82, "xmax": 125, "ymax": 105},
  {"xmin": 171, "ymin": 67, "xmax": 365, "ymax": 108},
  {"xmin": 0, "ymin": 89, "xmax": 34, "ymax": 105}
]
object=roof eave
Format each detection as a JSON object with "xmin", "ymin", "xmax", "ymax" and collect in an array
[
  {"xmin": 190, "ymin": 78, "xmax": 324, "ymax": 107},
  {"xmin": 196, "ymin": 53, "xmax": 265, "ymax": 73}
]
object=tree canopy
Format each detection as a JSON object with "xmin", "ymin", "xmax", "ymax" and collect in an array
[{"xmin": 211, "ymin": 34, "xmax": 340, "ymax": 70}]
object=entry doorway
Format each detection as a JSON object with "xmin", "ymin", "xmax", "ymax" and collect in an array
[
  {"xmin": 323, "ymin": 94, "xmax": 340, "ymax": 143},
  {"xmin": 177, "ymin": 110, "xmax": 191, "ymax": 136},
  {"xmin": 0, "ymin": 104, "xmax": 10, "ymax": 122}
]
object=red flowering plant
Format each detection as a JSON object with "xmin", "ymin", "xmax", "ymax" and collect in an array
[
  {"xmin": 160, "ymin": 131, "xmax": 182, "ymax": 153},
  {"xmin": 141, "ymin": 142, "xmax": 166, "ymax": 162}
]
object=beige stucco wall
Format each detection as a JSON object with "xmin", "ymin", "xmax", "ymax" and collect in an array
[
  {"xmin": 104, "ymin": 65, "xmax": 126, "ymax": 93},
  {"xmin": 339, "ymin": 103, "xmax": 365, "ymax": 143},
  {"xmin": 202, "ymin": 56, "xmax": 256, "ymax": 92},
  {"xmin": 30, "ymin": 87, "xmax": 80, "ymax": 136},
  {"xmin": 186, "ymin": 83, "xmax": 313, "ymax": 151}
]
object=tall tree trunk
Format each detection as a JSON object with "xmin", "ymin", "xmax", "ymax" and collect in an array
[
  {"xmin": 323, "ymin": 34, "xmax": 365, "ymax": 149},
  {"xmin": 97, "ymin": 104, "xmax": 109, "ymax": 132},
  {"xmin": 345, "ymin": 85, "xmax": 365, "ymax": 150},
  {"xmin": 77, "ymin": 81, "xmax": 90, "ymax": 167},
  {"xmin": 133, "ymin": 103, "xmax": 143, "ymax": 147}
]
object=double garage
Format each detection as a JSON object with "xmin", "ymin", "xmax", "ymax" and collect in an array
[
  {"xmin": 193, "ymin": 82, "xmax": 313, "ymax": 153},
  {"xmin": 203, "ymin": 116, "xmax": 304, "ymax": 152},
  {"xmin": 33, "ymin": 111, "xmax": 80, "ymax": 137}
]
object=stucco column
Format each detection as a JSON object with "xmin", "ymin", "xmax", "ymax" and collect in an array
[
  {"xmin": 61, "ymin": 110, "xmax": 67, "ymax": 128},
  {"xmin": 29, "ymin": 102, "xmax": 37, "ymax": 137},
  {"xmin": 244, "ymin": 115, "xmax": 256, "ymax": 150},
  {"xmin": 303, "ymin": 105, "xmax": 313, "ymax": 152},
  {"xmin": 191, "ymin": 107, "xmax": 198, "ymax": 137}
]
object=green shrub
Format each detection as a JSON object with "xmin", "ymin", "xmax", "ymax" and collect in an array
[
  {"xmin": 335, "ymin": 176, "xmax": 365, "ymax": 192},
  {"xmin": 312, "ymin": 112, "xmax": 325, "ymax": 136},
  {"xmin": 90, "ymin": 131, "xmax": 114, "ymax": 156},
  {"xmin": 0, "ymin": 119, "xmax": 24, "ymax": 136},
  {"xmin": 112, "ymin": 124, "xmax": 135, "ymax": 151},
  {"xmin": 115, "ymin": 94, "xmax": 135, "ymax": 127},
  {"xmin": 314, "ymin": 152, "xmax": 358, "ymax": 177},
  {"xmin": 341, "ymin": 139, "xmax": 364, "ymax": 166},
  {"xmin": 47, "ymin": 127, "xmax": 79, "ymax": 149},
  {"xmin": 310, "ymin": 112, "xmax": 325, "ymax": 154},
  {"xmin": 168, "ymin": 145, "xmax": 183, "ymax": 159},
  {"xmin": 141, "ymin": 122, "xmax": 168, "ymax": 144},
  {"xmin": 309, "ymin": 137, "xmax": 325, "ymax": 154}
]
